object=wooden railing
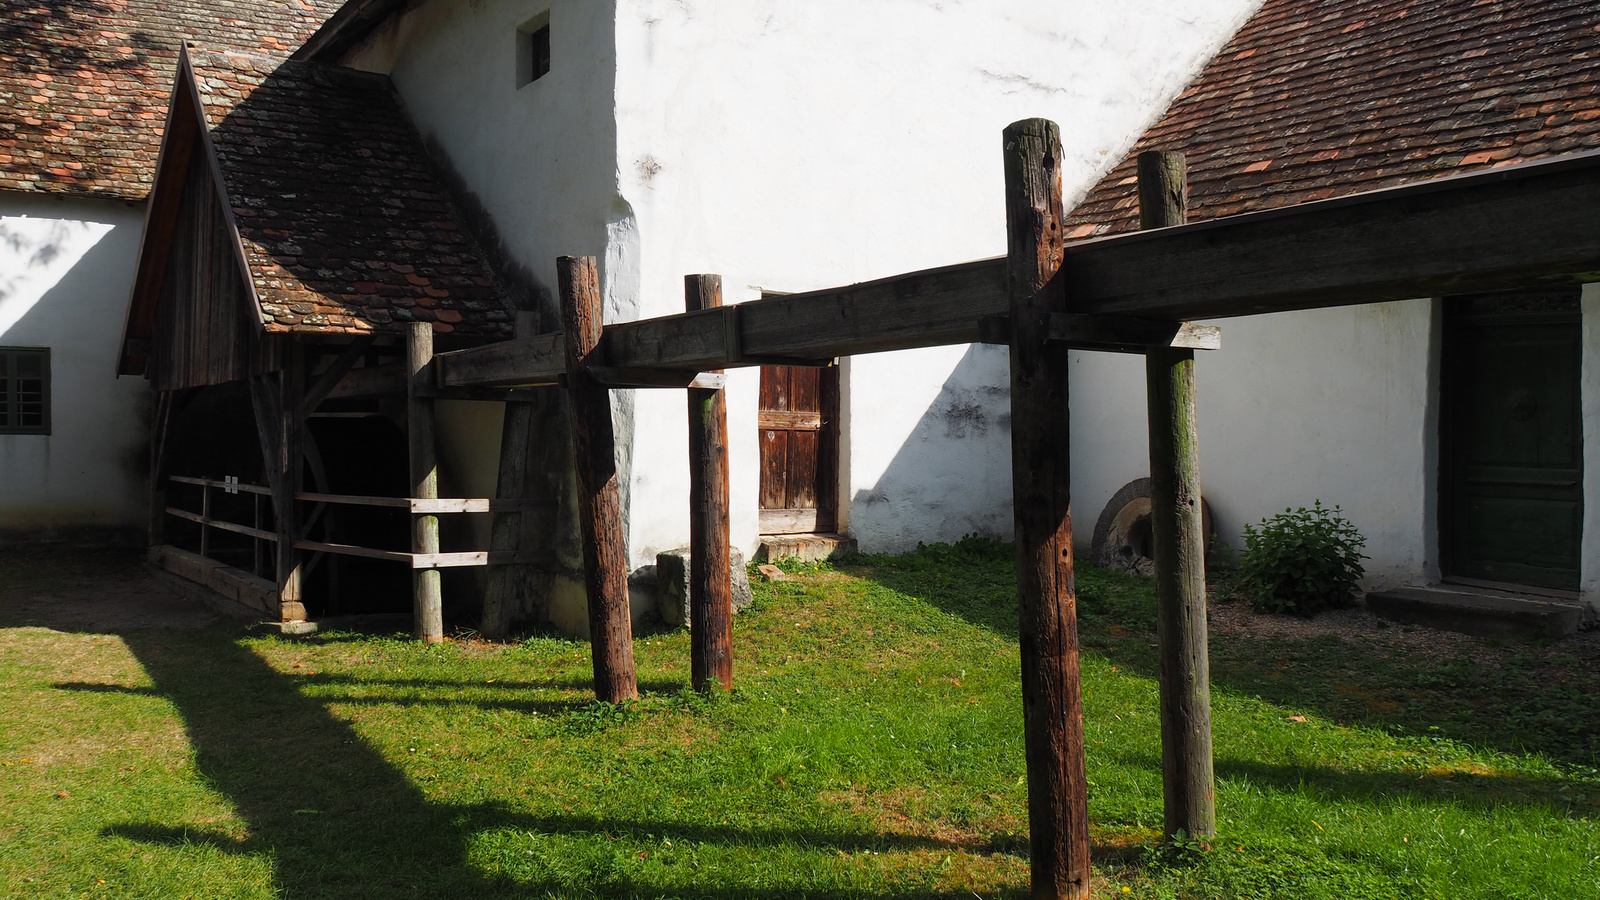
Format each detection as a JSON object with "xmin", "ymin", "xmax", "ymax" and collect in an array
[
  {"xmin": 166, "ymin": 475, "xmax": 276, "ymax": 576},
  {"xmin": 164, "ymin": 476, "xmax": 555, "ymax": 572}
]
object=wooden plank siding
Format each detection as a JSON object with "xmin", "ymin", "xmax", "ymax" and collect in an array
[{"xmin": 148, "ymin": 148, "xmax": 277, "ymax": 391}]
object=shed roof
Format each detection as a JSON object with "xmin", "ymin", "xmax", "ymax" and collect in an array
[
  {"xmin": 120, "ymin": 47, "xmax": 510, "ymax": 363},
  {"xmin": 0, "ymin": 0, "xmax": 343, "ymax": 201},
  {"xmin": 1067, "ymin": 0, "xmax": 1600, "ymax": 237}
]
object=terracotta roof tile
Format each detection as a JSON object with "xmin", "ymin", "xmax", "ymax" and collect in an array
[
  {"xmin": 187, "ymin": 49, "xmax": 511, "ymax": 337},
  {"xmin": 1068, "ymin": 0, "xmax": 1600, "ymax": 237},
  {"xmin": 0, "ymin": 0, "xmax": 343, "ymax": 200}
]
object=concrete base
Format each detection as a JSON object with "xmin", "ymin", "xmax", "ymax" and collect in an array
[
  {"xmin": 1366, "ymin": 584, "xmax": 1584, "ymax": 639},
  {"xmin": 757, "ymin": 533, "xmax": 857, "ymax": 564}
]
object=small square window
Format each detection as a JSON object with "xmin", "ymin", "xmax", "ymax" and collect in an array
[
  {"xmin": 517, "ymin": 12, "xmax": 552, "ymax": 88},
  {"xmin": 0, "ymin": 347, "xmax": 50, "ymax": 435}
]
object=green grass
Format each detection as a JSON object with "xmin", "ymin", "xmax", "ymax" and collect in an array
[{"xmin": 2, "ymin": 540, "xmax": 1598, "ymax": 898}]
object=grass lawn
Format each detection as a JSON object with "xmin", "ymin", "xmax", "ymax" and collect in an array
[{"xmin": 2, "ymin": 539, "xmax": 1598, "ymax": 899}]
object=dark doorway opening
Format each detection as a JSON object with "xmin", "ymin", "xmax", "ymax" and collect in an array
[{"xmin": 1439, "ymin": 289, "xmax": 1584, "ymax": 592}]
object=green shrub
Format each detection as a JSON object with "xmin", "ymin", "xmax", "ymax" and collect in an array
[{"xmin": 1239, "ymin": 501, "xmax": 1367, "ymax": 616}]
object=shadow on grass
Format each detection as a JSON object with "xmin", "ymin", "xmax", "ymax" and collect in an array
[
  {"xmin": 850, "ymin": 540, "xmax": 1600, "ymax": 777},
  {"xmin": 75, "ymin": 628, "xmax": 1027, "ymax": 899}
]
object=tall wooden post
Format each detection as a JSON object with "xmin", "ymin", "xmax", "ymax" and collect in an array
[
  {"xmin": 1004, "ymin": 118, "xmax": 1090, "ymax": 900},
  {"xmin": 408, "ymin": 322, "xmax": 444, "ymax": 643},
  {"xmin": 274, "ymin": 342, "xmax": 306, "ymax": 622},
  {"xmin": 560, "ymin": 255, "xmax": 639, "ymax": 703},
  {"xmin": 1139, "ymin": 150, "xmax": 1217, "ymax": 840},
  {"xmin": 483, "ymin": 311, "xmax": 541, "ymax": 641},
  {"xmin": 685, "ymin": 274, "xmax": 733, "ymax": 692},
  {"xmin": 148, "ymin": 389, "xmax": 174, "ymax": 548}
]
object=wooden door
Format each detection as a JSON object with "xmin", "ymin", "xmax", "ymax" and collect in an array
[
  {"xmin": 759, "ymin": 365, "xmax": 838, "ymax": 534},
  {"xmin": 1440, "ymin": 290, "xmax": 1583, "ymax": 591}
]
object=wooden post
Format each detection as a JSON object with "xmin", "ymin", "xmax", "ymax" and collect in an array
[
  {"xmin": 1004, "ymin": 118, "xmax": 1090, "ymax": 900},
  {"xmin": 685, "ymin": 274, "xmax": 733, "ymax": 692},
  {"xmin": 408, "ymin": 322, "xmax": 444, "ymax": 643},
  {"xmin": 148, "ymin": 389, "xmax": 174, "ymax": 547},
  {"xmin": 559, "ymin": 256, "xmax": 639, "ymax": 703},
  {"xmin": 482, "ymin": 312, "xmax": 541, "ymax": 641},
  {"xmin": 1138, "ymin": 150, "xmax": 1217, "ymax": 840},
  {"xmin": 274, "ymin": 342, "xmax": 306, "ymax": 622}
]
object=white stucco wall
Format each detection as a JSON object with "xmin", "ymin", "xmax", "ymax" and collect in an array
[
  {"xmin": 609, "ymin": 0, "xmax": 1262, "ymax": 559},
  {"xmin": 0, "ymin": 192, "xmax": 149, "ymax": 537},
  {"xmin": 1069, "ymin": 301, "xmax": 1439, "ymax": 589},
  {"xmin": 1580, "ymin": 283, "xmax": 1600, "ymax": 614}
]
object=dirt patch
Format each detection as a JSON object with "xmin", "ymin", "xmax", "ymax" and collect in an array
[
  {"xmin": 1208, "ymin": 591, "xmax": 1600, "ymax": 672},
  {"xmin": 0, "ymin": 545, "xmax": 221, "ymax": 633}
]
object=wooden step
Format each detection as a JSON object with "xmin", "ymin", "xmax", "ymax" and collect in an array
[
  {"xmin": 757, "ymin": 533, "xmax": 857, "ymax": 564},
  {"xmin": 1366, "ymin": 585, "xmax": 1584, "ymax": 639}
]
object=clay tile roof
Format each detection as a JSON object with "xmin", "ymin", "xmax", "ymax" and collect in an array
[
  {"xmin": 1067, "ymin": 0, "xmax": 1600, "ymax": 238},
  {"xmin": 0, "ymin": 0, "xmax": 344, "ymax": 201},
  {"xmin": 188, "ymin": 48, "xmax": 511, "ymax": 336}
]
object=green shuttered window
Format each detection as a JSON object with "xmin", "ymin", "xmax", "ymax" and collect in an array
[{"xmin": 0, "ymin": 347, "xmax": 50, "ymax": 434}]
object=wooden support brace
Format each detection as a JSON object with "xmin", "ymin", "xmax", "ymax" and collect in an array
[
  {"xmin": 1140, "ymin": 150, "xmax": 1217, "ymax": 841},
  {"xmin": 483, "ymin": 310, "xmax": 543, "ymax": 641},
  {"xmin": 408, "ymin": 322, "xmax": 444, "ymax": 643},
  {"xmin": 560, "ymin": 256, "xmax": 639, "ymax": 703},
  {"xmin": 1004, "ymin": 118, "xmax": 1091, "ymax": 900},
  {"xmin": 304, "ymin": 337, "xmax": 377, "ymax": 412},
  {"xmin": 686, "ymin": 274, "xmax": 734, "ymax": 692}
]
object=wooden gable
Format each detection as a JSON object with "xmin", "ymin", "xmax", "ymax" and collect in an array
[{"xmin": 119, "ymin": 49, "xmax": 278, "ymax": 391}]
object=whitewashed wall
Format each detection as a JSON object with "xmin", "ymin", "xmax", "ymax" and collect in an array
[
  {"xmin": 610, "ymin": 0, "xmax": 1262, "ymax": 559},
  {"xmin": 1071, "ymin": 301, "xmax": 1439, "ymax": 589},
  {"xmin": 0, "ymin": 192, "xmax": 149, "ymax": 539}
]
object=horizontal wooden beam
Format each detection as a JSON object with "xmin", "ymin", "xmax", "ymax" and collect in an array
[
  {"xmin": 977, "ymin": 314, "xmax": 1221, "ymax": 352},
  {"xmin": 295, "ymin": 492, "xmax": 554, "ymax": 514},
  {"xmin": 168, "ymin": 475, "xmax": 272, "ymax": 496},
  {"xmin": 323, "ymin": 362, "xmax": 406, "ymax": 400},
  {"xmin": 165, "ymin": 507, "xmax": 278, "ymax": 542},
  {"xmin": 1067, "ymin": 150, "xmax": 1600, "ymax": 319},
  {"xmin": 435, "ymin": 333, "xmax": 564, "ymax": 388},
  {"xmin": 292, "ymin": 538, "xmax": 555, "ymax": 568},
  {"xmin": 433, "ymin": 151, "xmax": 1600, "ymax": 386}
]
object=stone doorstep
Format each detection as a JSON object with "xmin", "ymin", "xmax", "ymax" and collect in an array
[
  {"xmin": 757, "ymin": 533, "xmax": 858, "ymax": 564},
  {"xmin": 1365, "ymin": 584, "xmax": 1585, "ymax": 640}
]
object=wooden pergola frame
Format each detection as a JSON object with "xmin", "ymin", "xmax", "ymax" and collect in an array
[{"xmin": 310, "ymin": 121, "xmax": 1600, "ymax": 898}]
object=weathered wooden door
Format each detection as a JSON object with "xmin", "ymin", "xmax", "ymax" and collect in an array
[
  {"xmin": 759, "ymin": 365, "xmax": 838, "ymax": 534},
  {"xmin": 1440, "ymin": 290, "xmax": 1583, "ymax": 591}
]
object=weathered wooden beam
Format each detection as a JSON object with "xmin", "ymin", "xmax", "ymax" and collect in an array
[
  {"xmin": 304, "ymin": 337, "xmax": 377, "ymax": 412},
  {"xmin": 323, "ymin": 361, "xmax": 406, "ymax": 401},
  {"xmin": 1005, "ymin": 118, "xmax": 1090, "ymax": 900},
  {"xmin": 977, "ymin": 314, "xmax": 1220, "ymax": 352},
  {"xmin": 435, "ymin": 332, "xmax": 564, "ymax": 388},
  {"xmin": 292, "ymin": 538, "xmax": 553, "ymax": 569},
  {"xmin": 1140, "ymin": 150, "xmax": 1217, "ymax": 842},
  {"xmin": 1071, "ymin": 149, "xmax": 1600, "ymax": 319},
  {"xmin": 561, "ymin": 256, "xmax": 639, "ymax": 704},
  {"xmin": 274, "ymin": 345, "xmax": 307, "ymax": 622},
  {"xmin": 434, "ymin": 151, "xmax": 1600, "ymax": 391},
  {"xmin": 292, "ymin": 492, "xmax": 551, "ymax": 513},
  {"xmin": 483, "ymin": 311, "xmax": 543, "ymax": 642},
  {"xmin": 685, "ymin": 274, "xmax": 734, "ymax": 693},
  {"xmin": 407, "ymin": 322, "xmax": 444, "ymax": 643}
]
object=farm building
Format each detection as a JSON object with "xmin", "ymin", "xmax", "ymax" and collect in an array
[{"xmin": 4, "ymin": 0, "xmax": 1599, "ymax": 633}]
